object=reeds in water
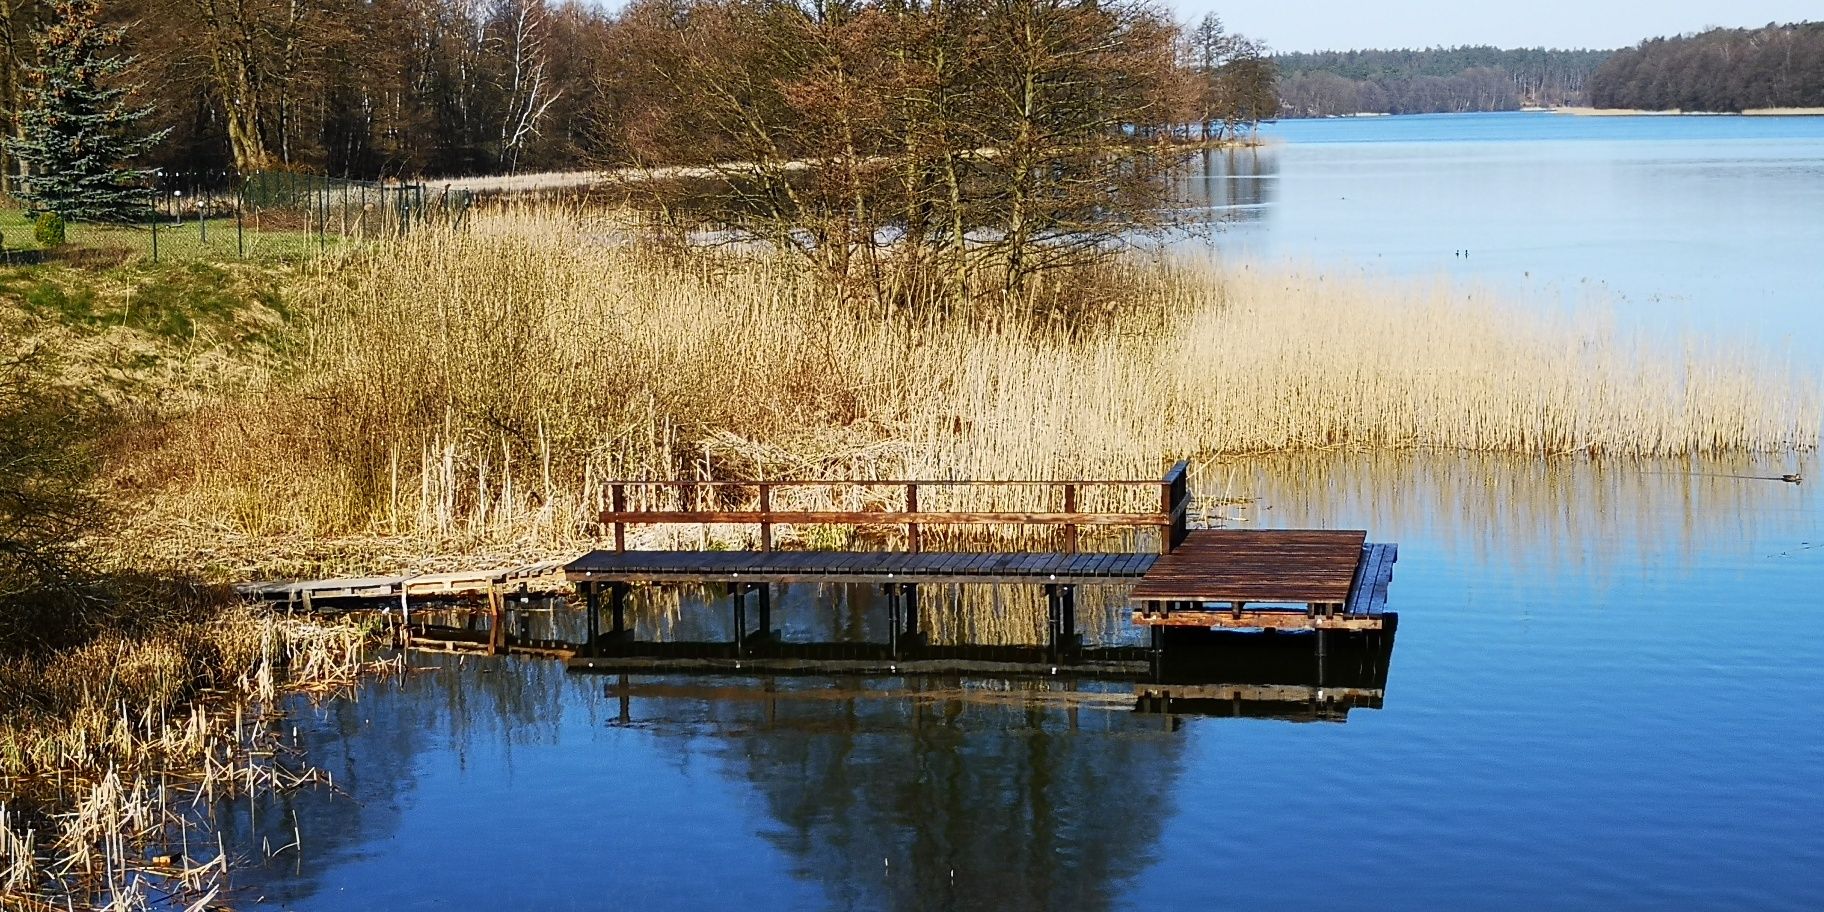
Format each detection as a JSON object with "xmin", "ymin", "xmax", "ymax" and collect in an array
[
  {"xmin": 126, "ymin": 206, "xmax": 1818, "ymax": 557},
  {"xmin": 0, "ymin": 609, "xmax": 385, "ymax": 910}
]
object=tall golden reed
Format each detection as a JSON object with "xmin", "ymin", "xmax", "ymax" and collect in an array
[{"xmin": 134, "ymin": 205, "xmax": 1819, "ymax": 552}]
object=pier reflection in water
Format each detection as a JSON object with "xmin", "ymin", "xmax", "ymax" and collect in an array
[{"xmin": 224, "ymin": 621, "xmax": 1389, "ymax": 911}]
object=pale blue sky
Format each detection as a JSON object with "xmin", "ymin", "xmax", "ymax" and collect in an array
[{"xmin": 1167, "ymin": 1, "xmax": 1821, "ymax": 52}]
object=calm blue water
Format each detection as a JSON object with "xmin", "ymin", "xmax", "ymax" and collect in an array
[
  {"xmin": 213, "ymin": 114, "xmax": 1824, "ymax": 911},
  {"xmin": 1180, "ymin": 111, "xmax": 1824, "ymax": 363},
  {"xmin": 216, "ymin": 452, "xmax": 1824, "ymax": 912}
]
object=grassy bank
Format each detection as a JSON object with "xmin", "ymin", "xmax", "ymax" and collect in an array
[
  {"xmin": 0, "ymin": 259, "xmax": 291, "ymax": 417},
  {"xmin": 112, "ymin": 206, "xmax": 1818, "ymax": 572},
  {"xmin": 1, "ymin": 205, "xmax": 337, "ymax": 265},
  {"xmin": 2, "ymin": 276, "xmax": 382, "ymax": 909}
]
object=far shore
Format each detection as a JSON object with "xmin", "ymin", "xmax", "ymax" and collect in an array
[
  {"xmin": 1553, "ymin": 106, "xmax": 1824, "ymax": 117},
  {"xmin": 435, "ymin": 136, "xmax": 1267, "ymax": 195}
]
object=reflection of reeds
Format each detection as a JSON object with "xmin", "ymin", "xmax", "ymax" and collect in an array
[
  {"xmin": 1214, "ymin": 450, "xmax": 1818, "ymax": 576},
  {"xmin": 125, "ymin": 206, "xmax": 1818, "ymax": 566},
  {"xmin": 610, "ymin": 582, "xmax": 1135, "ymax": 648}
]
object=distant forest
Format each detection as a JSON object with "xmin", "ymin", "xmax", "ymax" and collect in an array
[
  {"xmin": 1588, "ymin": 22, "xmax": 1824, "ymax": 111},
  {"xmin": 0, "ymin": 0, "xmax": 1276, "ymax": 184},
  {"xmin": 1275, "ymin": 47, "xmax": 1613, "ymax": 117}
]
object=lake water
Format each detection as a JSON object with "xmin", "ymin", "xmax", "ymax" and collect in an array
[
  {"xmin": 218, "ymin": 115, "xmax": 1823, "ymax": 911},
  {"xmin": 1180, "ymin": 111, "xmax": 1824, "ymax": 363},
  {"xmin": 214, "ymin": 452, "xmax": 1822, "ymax": 912}
]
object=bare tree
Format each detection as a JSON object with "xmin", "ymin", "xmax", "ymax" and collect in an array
[
  {"xmin": 491, "ymin": 0, "xmax": 561, "ymax": 173},
  {"xmin": 601, "ymin": 0, "xmax": 1190, "ymax": 308}
]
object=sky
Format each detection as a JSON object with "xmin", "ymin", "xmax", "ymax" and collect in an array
[{"xmin": 1170, "ymin": 1, "xmax": 1822, "ymax": 53}]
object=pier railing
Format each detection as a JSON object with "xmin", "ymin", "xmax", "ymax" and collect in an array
[{"xmin": 598, "ymin": 461, "xmax": 1190, "ymax": 554}]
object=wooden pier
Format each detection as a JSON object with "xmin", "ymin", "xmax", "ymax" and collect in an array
[
  {"xmin": 240, "ymin": 462, "xmax": 1398, "ymax": 681},
  {"xmin": 565, "ymin": 461, "xmax": 1395, "ymax": 675}
]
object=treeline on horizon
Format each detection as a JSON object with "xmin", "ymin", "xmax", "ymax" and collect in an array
[
  {"xmin": 0, "ymin": 0, "xmax": 1277, "ymax": 185},
  {"xmin": 1275, "ymin": 46, "xmax": 1612, "ymax": 117},
  {"xmin": 1588, "ymin": 22, "xmax": 1824, "ymax": 111}
]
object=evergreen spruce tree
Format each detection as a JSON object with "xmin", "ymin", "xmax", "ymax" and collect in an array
[{"xmin": 8, "ymin": 0, "xmax": 165, "ymax": 222}]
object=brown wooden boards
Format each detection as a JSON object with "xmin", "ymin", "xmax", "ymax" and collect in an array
[{"xmin": 1127, "ymin": 530, "xmax": 1367, "ymax": 603}]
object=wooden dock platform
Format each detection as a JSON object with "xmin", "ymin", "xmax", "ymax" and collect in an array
[
  {"xmin": 240, "ymin": 462, "xmax": 1398, "ymax": 680},
  {"xmin": 1129, "ymin": 531, "xmax": 1397, "ymax": 630}
]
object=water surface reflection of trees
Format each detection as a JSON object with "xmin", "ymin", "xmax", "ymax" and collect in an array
[
  {"xmin": 214, "ymin": 658, "xmax": 1188, "ymax": 912},
  {"xmin": 1176, "ymin": 147, "xmax": 1277, "ymax": 225},
  {"xmin": 648, "ymin": 679, "xmax": 1186, "ymax": 912}
]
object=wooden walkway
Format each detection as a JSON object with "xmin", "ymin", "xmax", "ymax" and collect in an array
[
  {"xmin": 238, "ymin": 462, "xmax": 1399, "ymax": 677},
  {"xmin": 235, "ymin": 559, "xmax": 572, "ymax": 610}
]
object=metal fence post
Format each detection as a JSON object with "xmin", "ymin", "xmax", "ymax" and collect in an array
[{"xmin": 318, "ymin": 173, "xmax": 327, "ymax": 254}]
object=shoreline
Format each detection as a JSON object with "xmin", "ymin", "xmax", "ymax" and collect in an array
[{"xmin": 1552, "ymin": 106, "xmax": 1824, "ymax": 117}]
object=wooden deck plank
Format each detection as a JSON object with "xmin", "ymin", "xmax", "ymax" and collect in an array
[
  {"xmin": 1340, "ymin": 543, "xmax": 1399, "ymax": 616},
  {"xmin": 564, "ymin": 532, "xmax": 1372, "ymax": 593}
]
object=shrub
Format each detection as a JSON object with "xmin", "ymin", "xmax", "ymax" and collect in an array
[{"xmin": 33, "ymin": 211, "xmax": 66, "ymax": 248}]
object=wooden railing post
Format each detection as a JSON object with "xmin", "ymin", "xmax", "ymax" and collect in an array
[
  {"xmin": 757, "ymin": 483, "xmax": 772, "ymax": 551},
  {"xmin": 1061, "ymin": 483, "xmax": 1079, "ymax": 553},
  {"xmin": 1158, "ymin": 476, "xmax": 1172, "ymax": 554},
  {"xmin": 611, "ymin": 483, "xmax": 626, "ymax": 553},
  {"xmin": 1161, "ymin": 460, "xmax": 1190, "ymax": 552},
  {"xmin": 906, "ymin": 483, "xmax": 921, "ymax": 553}
]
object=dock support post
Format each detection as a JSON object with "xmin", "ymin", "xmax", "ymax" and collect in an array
[
  {"xmin": 1044, "ymin": 584, "xmax": 1061, "ymax": 661},
  {"xmin": 486, "ymin": 583, "xmax": 505, "ymax": 656},
  {"xmin": 887, "ymin": 584, "xmax": 902, "ymax": 659},
  {"xmin": 1061, "ymin": 585, "xmax": 1076, "ymax": 655},
  {"xmin": 903, "ymin": 584, "xmax": 919, "ymax": 643},
  {"xmin": 733, "ymin": 584, "xmax": 748, "ymax": 657},
  {"xmin": 757, "ymin": 583, "xmax": 772, "ymax": 640},
  {"xmin": 584, "ymin": 583, "xmax": 600, "ymax": 657},
  {"xmin": 1316, "ymin": 626, "xmax": 1328, "ymax": 686},
  {"xmin": 610, "ymin": 583, "xmax": 627, "ymax": 636},
  {"xmin": 1149, "ymin": 624, "xmax": 1164, "ymax": 681}
]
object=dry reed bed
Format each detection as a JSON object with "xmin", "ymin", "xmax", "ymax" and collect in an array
[
  {"xmin": 127, "ymin": 207, "xmax": 1819, "ymax": 557},
  {"xmin": 0, "ymin": 610, "xmax": 385, "ymax": 910}
]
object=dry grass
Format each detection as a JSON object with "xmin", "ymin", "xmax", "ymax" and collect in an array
[{"xmin": 115, "ymin": 205, "xmax": 1818, "ymax": 567}]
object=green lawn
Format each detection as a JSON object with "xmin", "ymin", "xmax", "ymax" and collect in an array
[{"xmin": 0, "ymin": 206, "xmax": 345, "ymax": 264}]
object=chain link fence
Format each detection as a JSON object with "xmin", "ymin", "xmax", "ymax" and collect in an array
[{"xmin": 1, "ymin": 170, "xmax": 474, "ymax": 265}]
